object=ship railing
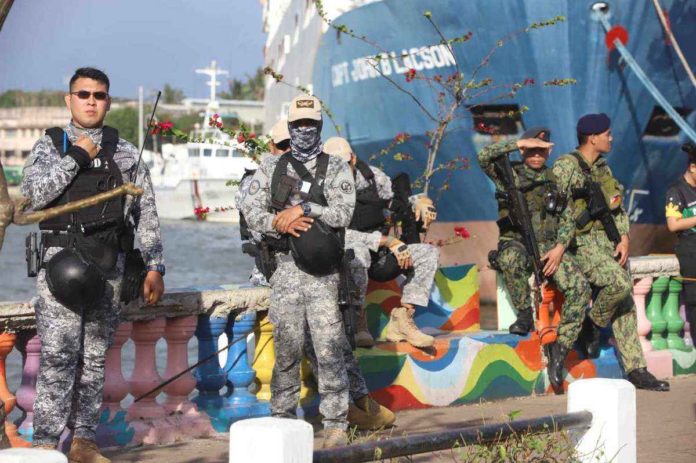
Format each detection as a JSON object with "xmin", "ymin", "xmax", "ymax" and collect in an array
[{"xmin": 0, "ymin": 284, "xmax": 273, "ymax": 448}]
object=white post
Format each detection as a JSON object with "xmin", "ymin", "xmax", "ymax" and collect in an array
[
  {"xmin": 567, "ymin": 378, "xmax": 636, "ymax": 463},
  {"xmin": 229, "ymin": 417, "xmax": 313, "ymax": 463},
  {"xmin": 0, "ymin": 448, "xmax": 68, "ymax": 463}
]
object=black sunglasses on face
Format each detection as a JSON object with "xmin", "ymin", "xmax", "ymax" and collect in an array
[{"xmin": 71, "ymin": 90, "xmax": 109, "ymax": 101}]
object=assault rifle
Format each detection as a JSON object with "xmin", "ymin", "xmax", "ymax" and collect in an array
[
  {"xmin": 570, "ymin": 153, "xmax": 621, "ymax": 246},
  {"xmin": 494, "ymin": 154, "xmax": 545, "ymax": 289},
  {"xmin": 390, "ymin": 172, "xmax": 425, "ymax": 245},
  {"xmin": 338, "ymin": 249, "xmax": 360, "ymax": 349}
]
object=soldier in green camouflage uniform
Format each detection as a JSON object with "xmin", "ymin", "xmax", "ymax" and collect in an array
[
  {"xmin": 478, "ymin": 128, "xmax": 590, "ymax": 355},
  {"xmin": 550, "ymin": 113, "xmax": 668, "ymax": 391}
]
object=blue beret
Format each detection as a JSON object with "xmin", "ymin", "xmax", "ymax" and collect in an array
[
  {"xmin": 576, "ymin": 113, "xmax": 611, "ymax": 135},
  {"xmin": 521, "ymin": 126, "xmax": 551, "ymax": 142}
]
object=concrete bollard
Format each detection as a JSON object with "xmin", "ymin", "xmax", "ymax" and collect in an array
[
  {"xmin": 229, "ymin": 417, "xmax": 313, "ymax": 463},
  {"xmin": 0, "ymin": 448, "xmax": 68, "ymax": 462},
  {"xmin": 567, "ymin": 378, "xmax": 636, "ymax": 463}
]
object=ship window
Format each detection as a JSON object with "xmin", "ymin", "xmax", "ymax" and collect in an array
[
  {"xmin": 21, "ymin": 150, "xmax": 30, "ymax": 159},
  {"xmin": 468, "ymin": 104, "xmax": 523, "ymax": 135},
  {"xmin": 188, "ymin": 148, "xmax": 199, "ymax": 157},
  {"xmin": 232, "ymin": 150, "xmax": 244, "ymax": 158},
  {"xmin": 203, "ymin": 148, "xmax": 213, "ymax": 157},
  {"xmin": 643, "ymin": 106, "xmax": 693, "ymax": 137},
  {"xmin": 216, "ymin": 149, "xmax": 229, "ymax": 157}
]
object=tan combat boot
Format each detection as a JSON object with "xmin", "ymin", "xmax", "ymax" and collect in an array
[
  {"xmin": 68, "ymin": 438, "xmax": 111, "ymax": 463},
  {"xmin": 355, "ymin": 306, "xmax": 375, "ymax": 348},
  {"xmin": 348, "ymin": 395, "xmax": 396, "ymax": 430},
  {"xmin": 322, "ymin": 428, "xmax": 349, "ymax": 449},
  {"xmin": 385, "ymin": 306, "xmax": 434, "ymax": 347}
]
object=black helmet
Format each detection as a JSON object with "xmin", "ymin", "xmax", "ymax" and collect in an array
[
  {"xmin": 45, "ymin": 248, "xmax": 106, "ymax": 311},
  {"xmin": 368, "ymin": 247, "xmax": 403, "ymax": 282},
  {"xmin": 289, "ymin": 219, "xmax": 344, "ymax": 276}
]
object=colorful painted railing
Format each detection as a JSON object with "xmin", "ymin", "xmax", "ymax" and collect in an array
[
  {"xmin": 631, "ymin": 256, "xmax": 696, "ymax": 377},
  {"xmin": 0, "ymin": 285, "xmax": 274, "ymax": 449}
]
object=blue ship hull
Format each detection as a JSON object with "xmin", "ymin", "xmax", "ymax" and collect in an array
[{"xmin": 312, "ymin": 0, "xmax": 696, "ymax": 256}]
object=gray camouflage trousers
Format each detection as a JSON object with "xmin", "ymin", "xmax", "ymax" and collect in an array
[
  {"xmin": 304, "ymin": 328, "xmax": 369, "ymax": 403},
  {"xmin": 32, "ymin": 247, "xmax": 123, "ymax": 446},
  {"xmin": 268, "ymin": 255, "xmax": 349, "ymax": 430},
  {"xmin": 351, "ymin": 242, "xmax": 439, "ymax": 307}
]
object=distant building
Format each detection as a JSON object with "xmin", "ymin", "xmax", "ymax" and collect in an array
[
  {"xmin": 0, "ymin": 99, "xmax": 264, "ymax": 168},
  {"xmin": 0, "ymin": 107, "xmax": 70, "ymax": 167}
]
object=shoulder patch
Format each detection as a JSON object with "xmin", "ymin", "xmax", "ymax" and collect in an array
[
  {"xmin": 340, "ymin": 180, "xmax": 354, "ymax": 194},
  {"xmin": 248, "ymin": 179, "xmax": 261, "ymax": 195}
]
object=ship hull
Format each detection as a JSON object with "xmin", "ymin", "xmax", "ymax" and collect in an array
[{"xmin": 303, "ymin": 0, "xmax": 696, "ymax": 300}]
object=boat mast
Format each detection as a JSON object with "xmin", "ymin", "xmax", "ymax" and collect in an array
[{"xmin": 195, "ymin": 60, "xmax": 229, "ymax": 135}]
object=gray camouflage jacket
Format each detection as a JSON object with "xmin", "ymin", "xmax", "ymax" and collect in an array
[
  {"xmin": 20, "ymin": 122, "xmax": 164, "ymax": 268},
  {"xmin": 240, "ymin": 153, "xmax": 356, "ymax": 239}
]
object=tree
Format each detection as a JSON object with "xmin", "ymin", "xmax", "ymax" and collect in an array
[
  {"xmin": 0, "ymin": 89, "xmax": 66, "ymax": 107},
  {"xmin": 162, "ymin": 84, "xmax": 185, "ymax": 104},
  {"xmin": 220, "ymin": 67, "xmax": 265, "ymax": 101},
  {"xmin": 105, "ymin": 107, "xmax": 139, "ymax": 145}
]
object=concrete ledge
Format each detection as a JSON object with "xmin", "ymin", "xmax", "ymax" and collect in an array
[
  {"xmin": 0, "ymin": 285, "xmax": 270, "ymax": 333},
  {"xmin": 628, "ymin": 255, "xmax": 680, "ymax": 280}
]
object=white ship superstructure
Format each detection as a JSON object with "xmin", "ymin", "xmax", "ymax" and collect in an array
[
  {"xmin": 260, "ymin": 0, "xmax": 380, "ymax": 129},
  {"xmin": 147, "ymin": 60, "xmax": 257, "ymax": 222}
]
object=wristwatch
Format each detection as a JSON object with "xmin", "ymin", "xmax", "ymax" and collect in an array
[
  {"xmin": 147, "ymin": 264, "xmax": 166, "ymax": 276},
  {"xmin": 301, "ymin": 202, "xmax": 312, "ymax": 217}
]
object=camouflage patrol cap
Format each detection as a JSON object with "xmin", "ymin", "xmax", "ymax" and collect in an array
[
  {"xmin": 288, "ymin": 95, "xmax": 322, "ymax": 123},
  {"xmin": 324, "ymin": 137, "xmax": 353, "ymax": 162},
  {"xmin": 270, "ymin": 118, "xmax": 290, "ymax": 144},
  {"xmin": 521, "ymin": 126, "xmax": 551, "ymax": 142}
]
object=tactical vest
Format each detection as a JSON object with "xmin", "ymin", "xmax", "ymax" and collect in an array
[
  {"xmin": 269, "ymin": 152, "xmax": 344, "ymax": 276},
  {"xmin": 39, "ymin": 126, "xmax": 125, "ymax": 235},
  {"xmin": 496, "ymin": 162, "xmax": 561, "ymax": 244},
  {"xmin": 349, "ymin": 159, "xmax": 389, "ymax": 232},
  {"xmin": 564, "ymin": 152, "xmax": 623, "ymax": 235}
]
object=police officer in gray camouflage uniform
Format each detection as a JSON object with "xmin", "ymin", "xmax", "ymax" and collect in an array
[
  {"xmin": 240, "ymin": 95, "xmax": 354, "ymax": 448},
  {"xmin": 323, "ymin": 137, "xmax": 439, "ymax": 349},
  {"xmin": 21, "ymin": 68, "xmax": 164, "ymax": 462}
]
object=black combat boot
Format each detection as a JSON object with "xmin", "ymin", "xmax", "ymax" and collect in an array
[
  {"xmin": 509, "ymin": 309, "xmax": 534, "ymax": 336},
  {"xmin": 626, "ymin": 367, "xmax": 670, "ymax": 392},
  {"xmin": 579, "ymin": 317, "xmax": 601, "ymax": 358},
  {"xmin": 547, "ymin": 342, "xmax": 570, "ymax": 392}
]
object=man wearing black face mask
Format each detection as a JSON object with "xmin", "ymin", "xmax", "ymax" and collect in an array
[{"xmin": 240, "ymin": 95, "xmax": 356, "ymax": 448}]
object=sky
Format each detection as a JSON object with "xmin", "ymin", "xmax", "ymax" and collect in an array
[{"xmin": 0, "ymin": 0, "xmax": 266, "ymax": 99}]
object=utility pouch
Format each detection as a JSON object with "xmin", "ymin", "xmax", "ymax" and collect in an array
[
  {"xmin": 120, "ymin": 249, "xmax": 147, "ymax": 303},
  {"xmin": 487, "ymin": 249, "xmax": 500, "ymax": 271},
  {"xmin": 25, "ymin": 232, "xmax": 42, "ymax": 278},
  {"xmin": 271, "ymin": 175, "xmax": 297, "ymax": 210}
]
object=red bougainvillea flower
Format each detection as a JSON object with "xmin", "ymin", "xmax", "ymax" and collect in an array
[
  {"xmin": 405, "ymin": 68, "xmax": 417, "ymax": 82},
  {"xmin": 248, "ymin": 133, "xmax": 256, "ymax": 139},
  {"xmin": 454, "ymin": 226, "xmax": 471, "ymax": 239},
  {"xmin": 194, "ymin": 206, "xmax": 210, "ymax": 221},
  {"xmin": 394, "ymin": 132, "xmax": 411, "ymax": 143},
  {"xmin": 159, "ymin": 120, "xmax": 173, "ymax": 131},
  {"xmin": 237, "ymin": 134, "xmax": 246, "ymax": 144}
]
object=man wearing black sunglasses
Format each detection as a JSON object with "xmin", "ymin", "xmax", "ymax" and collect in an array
[{"xmin": 21, "ymin": 67, "xmax": 165, "ymax": 462}]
